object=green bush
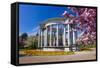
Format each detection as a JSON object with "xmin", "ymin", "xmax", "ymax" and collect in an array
[
  {"xmin": 78, "ymin": 43, "xmax": 96, "ymax": 49},
  {"xmin": 77, "ymin": 43, "xmax": 96, "ymax": 51},
  {"xmin": 80, "ymin": 47, "xmax": 93, "ymax": 51}
]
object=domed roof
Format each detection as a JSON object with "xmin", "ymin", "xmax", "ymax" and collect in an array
[{"xmin": 40, "ymin": 17, "xmax": 66, "ymax": 28}]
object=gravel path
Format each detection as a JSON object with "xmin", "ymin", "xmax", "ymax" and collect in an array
[{"xmin": 19, "ymin": 48, "xmax": 96, "ymax": 64}]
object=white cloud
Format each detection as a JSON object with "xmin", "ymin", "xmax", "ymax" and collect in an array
[
  {"xmin": 28, "ymin": 32, "xmax": 37, "ymax": 36},
  {"xmin": 28, "ymin": 26, "xmax": 40, "ymax": 36},
  {"xmin": 32, "ymin": 26, "xmax": 39, "ymax": 32}
]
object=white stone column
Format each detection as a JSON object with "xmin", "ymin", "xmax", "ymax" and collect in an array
[
  {"xmin": 50, "ymin": 25, "xmax": 52, "ymax": 47},
  {"xmin": 43, "ymin": 30, "xmax": 45, "ymax": 47},
  {"xmin": 44, "ymin": 26, "xmax": 47, "ymax": 47},
  {"xmin": 41, "ymin": 30, "xmax": 43, "ymax": 47},
  {"xmin": 73, "ymin": 30, "xmax": 77, "ymax": 44},
  {"xmin": 68, "ymin": 24, "xmax": 71, "ymax": 47},
  {"xmin": 56, "ymin": 24, "xmax": 59, "ymax": 47},
  {"xmin": 63, "ymin": 25, "xmax": 66, "ymax": 47}
]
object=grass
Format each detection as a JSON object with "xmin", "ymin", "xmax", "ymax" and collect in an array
[{"xmin": 19, "ymin": 50, "xmax": 74, "ymax": 56}]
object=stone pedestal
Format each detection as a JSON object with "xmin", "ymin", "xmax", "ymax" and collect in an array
[
  {"xmin": 64, "ymin": 48, "xmax": 70, "ymax": 51},
  {"xmin": 43, "ymin": 48, "xmax": 63, "ymax": 51},
  {"xmin": 69, "ymin": 45, "xmax": 80, "ymax": 51}
]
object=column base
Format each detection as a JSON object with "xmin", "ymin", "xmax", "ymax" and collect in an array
[
  {"xmin": 64, "ymin": 48, "xmax": 70, "ymax": 51},
  {"xmin": 42, "ymin": 47, "xmax": 80, "ymax": 51},
  {"xmin": 43, "ymin": 48, "xmax": 63, "ymax": 51},
  {"xmin": 69, "ymin": 44, "xmax": 80, "ymax": 51}
]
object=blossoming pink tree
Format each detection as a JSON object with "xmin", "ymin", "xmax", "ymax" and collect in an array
[{"xmin": 63, "ymin": 7, "xmax": 96, "ymax": 46}]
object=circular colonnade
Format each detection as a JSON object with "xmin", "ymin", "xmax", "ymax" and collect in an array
[{"xmin": 38, "ymin": 18, "xmax": 78, "ymax": 51}]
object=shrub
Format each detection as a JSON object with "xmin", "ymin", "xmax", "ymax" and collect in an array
[{"xmin": 80, "ymin": 47, "xmax": 93, "ymax": 51}]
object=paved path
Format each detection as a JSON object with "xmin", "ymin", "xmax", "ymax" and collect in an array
[{"xmin": 19, "ymin": 49, "xmax": 96, "ymax": 64}]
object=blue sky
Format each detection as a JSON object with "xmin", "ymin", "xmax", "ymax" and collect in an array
[{"xmin": 19, "ymin": 4, "xmax": 76, "ymax": 36}]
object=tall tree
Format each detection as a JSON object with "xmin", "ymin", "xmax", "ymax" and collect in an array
[
  {"xmin": 19, "ymin": 33, "xmax": 28, "ymax": 49},
  {"xmin": 21, "ymin": 33, "xmax": 28, "ymax": 41}
]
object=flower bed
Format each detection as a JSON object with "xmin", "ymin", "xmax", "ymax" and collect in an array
[{"xmin": 19, "ymin": 50, "xmax": 74, "ymax": 56}]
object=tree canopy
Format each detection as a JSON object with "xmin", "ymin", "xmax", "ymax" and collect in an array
[
  {"xmin": 62, "ymin": 7, "xmax": 96, "ymax": 45},
  {"xmin": 21, "ymin": 33, "xmax": 28, "ymax": 40}
]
